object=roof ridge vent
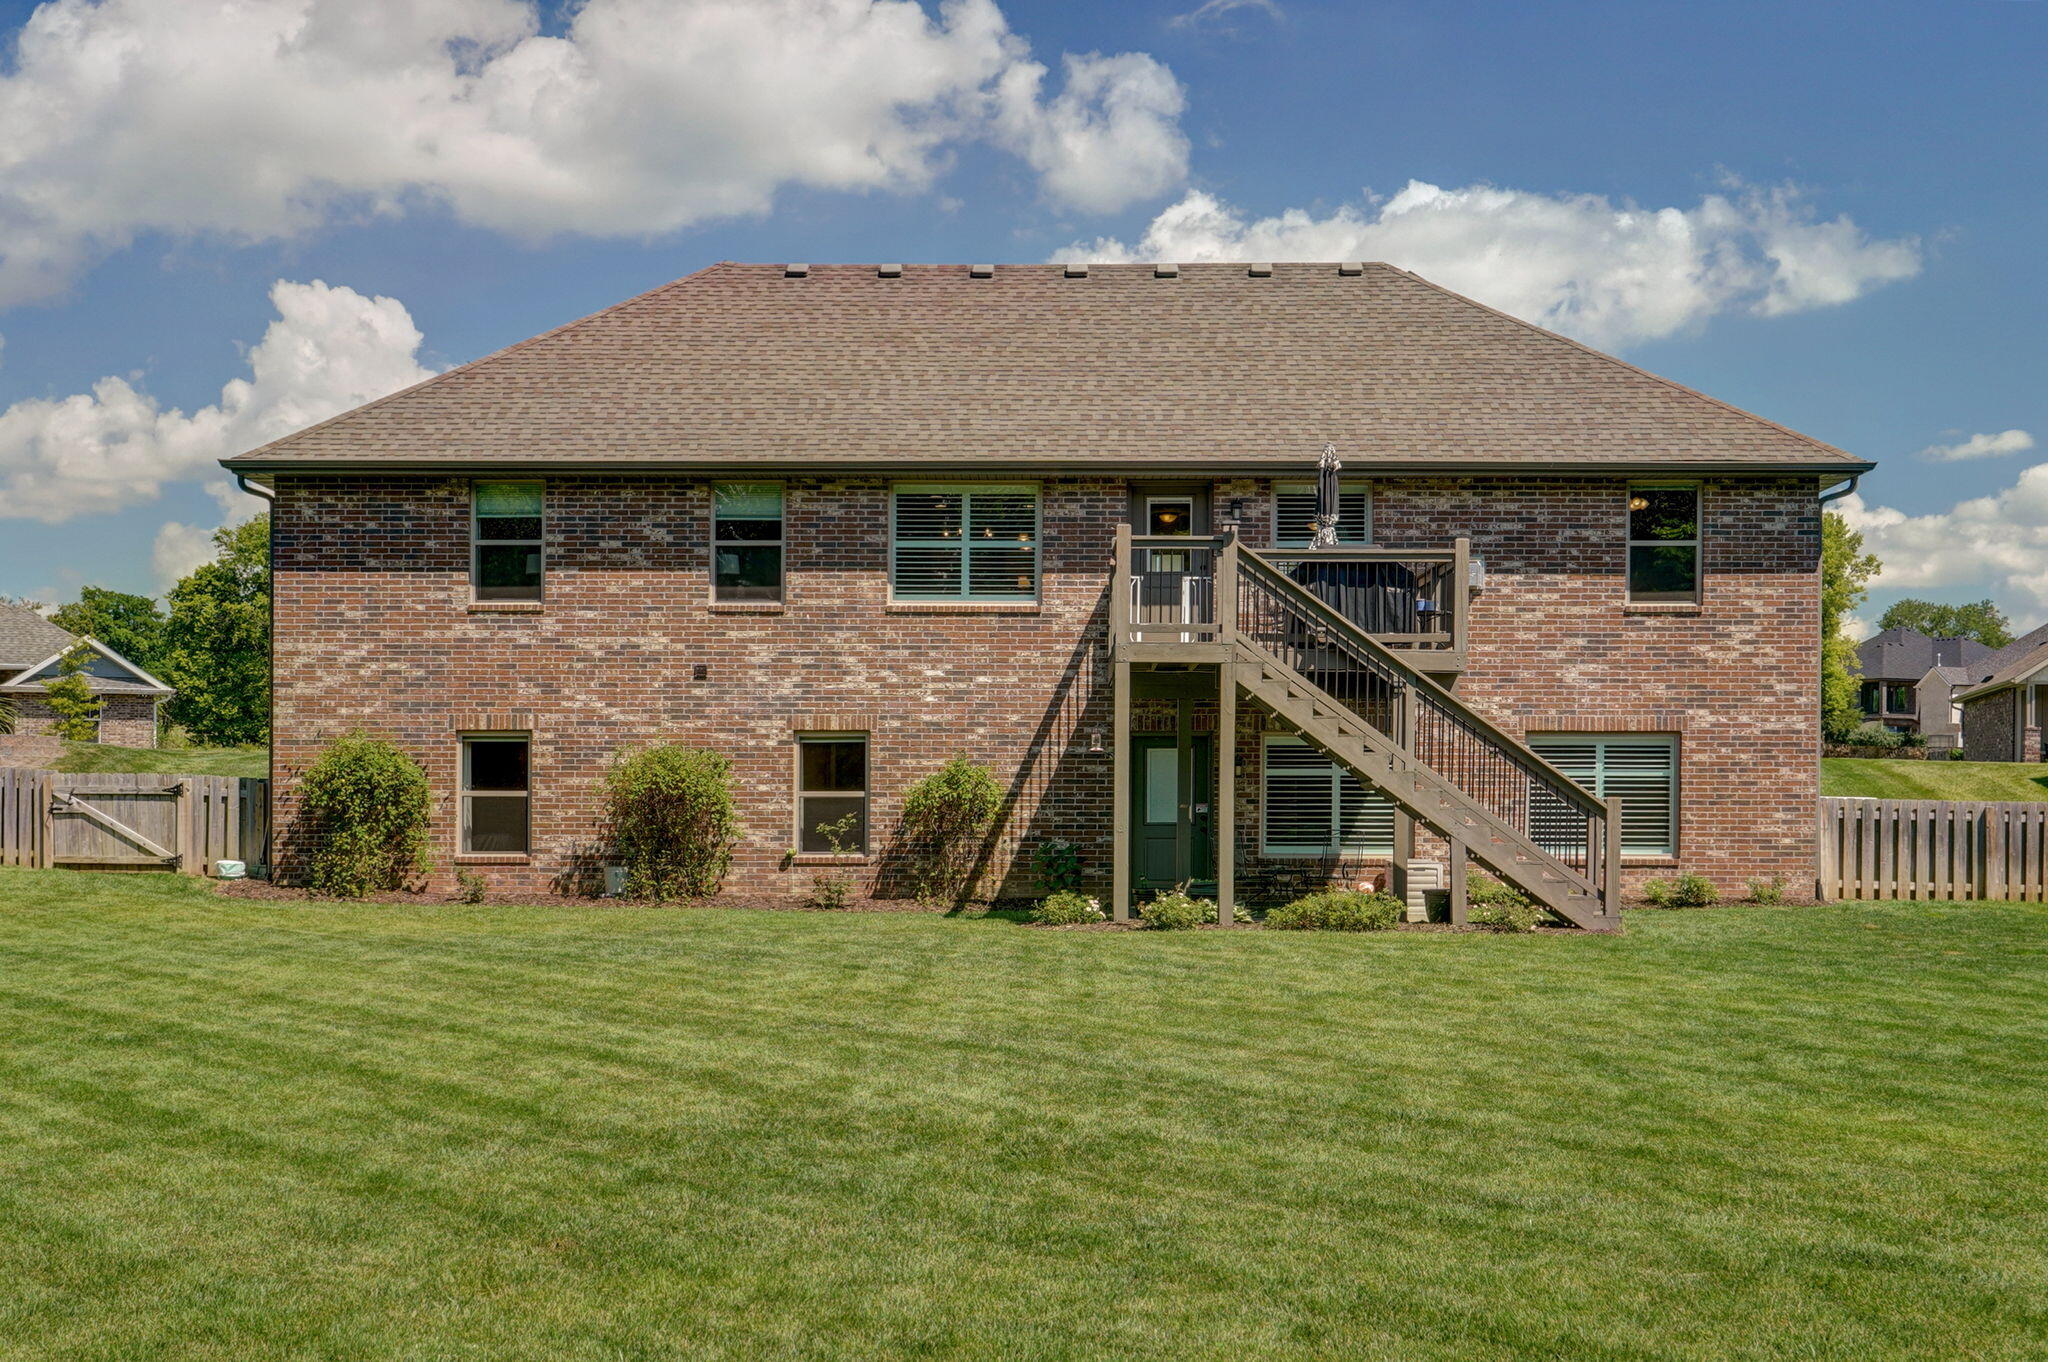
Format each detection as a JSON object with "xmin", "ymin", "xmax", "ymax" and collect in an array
[
  {"xmin": 1337, "ymin": 261, "xmax": 1364, "ymax": 276},
  {"xmin": 970, "ymin": 263, "xmax": 994, "ymax": 278},
  {"xmin": 1063, "ymin": 262, "xmax": 1088, "ymax": 278},
  {"xmin": 877, "ymin": 264, "xmax": 902, "ymax": 278},
  {"xmin": 784, "ymin": 263, "xmax": 809, "ymax": 278},
  {"xmin": 1154, "ymin": 262, "xmax": 1179, "ymax": 278},
  {"xmin": 1248, "ymin": 262, "xmax": 1272, "ymax": 277}
]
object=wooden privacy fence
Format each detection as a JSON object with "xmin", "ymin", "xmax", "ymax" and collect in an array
[
  {"xmin": 0, "ymin": 768, "xmax": 269, "ymax": 876},
  {"xmin": 1820, "ymin": 797, "xmax": 2048, "ymax": 901}
]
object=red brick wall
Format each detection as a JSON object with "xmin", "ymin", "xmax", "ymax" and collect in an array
[
  {"xmin": 270, "ymin": 473, "xmax": 1820, "ymax": 899},
  {"xmin": 9, "ymin": 693, "xmax": 157, "ymax": 747}
]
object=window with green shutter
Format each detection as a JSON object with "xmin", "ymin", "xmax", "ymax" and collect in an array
[
  {"xmin": 1261, "ymin": 737, "xmax": 1395, "ymax": 855},
  {"xmin": 1527, "ymin": 735, "xmax": 1678, "ymax": 857},
  {"xmin": 890, "ymin": 484, "xmax": 1038, "ymax": 601}
]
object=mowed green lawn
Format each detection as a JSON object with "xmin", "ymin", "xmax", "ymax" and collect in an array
[
  {"xmin": 1, "ymin": 871, "xmax": 2044, "ymax": 1360},
  {"xmin": 1822, "ymin": 757, "xmax": 2048, "ymax": 802},
  {"xmin": 49, "ymin": 741, "xmax": 269, "ymax": 779}
]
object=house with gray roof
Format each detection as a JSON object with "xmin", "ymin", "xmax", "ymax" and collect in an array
[
  {"xmin": 1953, "ymin": 623, "xmax": 2048, "ymax": 761},
  {"xmin": 1852, "ymin": 627, "xmax": 1997, "ymax": 743},
  {"xmin": 0, "ymin": 603, "xmax": 174, "ymax": 748}
]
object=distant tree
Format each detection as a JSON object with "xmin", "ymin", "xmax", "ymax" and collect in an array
[
  {"xmin": 51, "ymin": 587, "xmax": 168, "ymax": 674},
  {"xmin": 41, "ymin": 644, "xmax": 104, "ymax": 742},
  {"xmin": 1822, "ymin": 512, "xmax": 1881, "ymax": 742},
  {"xmin": 160, "ymin": 516, "xmax": 270, "ymax": 747},
  {"xmin": 1875, "ymin": 598, "xmax": 2014, "ymax": 649}
]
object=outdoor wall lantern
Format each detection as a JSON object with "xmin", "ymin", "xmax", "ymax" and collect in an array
[{"xmin": 1087, "ymin": 727, "xmax": 1106, "ymax": 755}]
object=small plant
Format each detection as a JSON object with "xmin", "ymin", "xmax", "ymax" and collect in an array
[
  {"xmin": 1265, "ymin": 889, "xmax": 1402, "ymax": 932},
  {"xmin": 1845, "ymin": 722, "xmax": 1903, "ymax": 750},
  {"xmin": 898, "ymin": 755, "xmax": 1004, "ymax": 904},
  {"xmin": 296, "ymin": 731, "xmax": 432, "ymax": 898},
  {"xmin": 1467, "ymin": 900, "xmax": 1546, "ymax": 933},
  {"xmin": 1467, "ymin": 869, "xmax": 1533, "ymax": 910},
  {"xmin": 1641, "ymin": 873, "xmax": 1719, "ymax": 908},
  {"xmin": 804, "ymin": 812, "xmax": 863, "ymax": 910},
  {"xmin": 41, "ymin": 644, "xmax": 103, "ymax": 742},
  {"xmin": 0, "ymin": 695, "xmax": 15, "ymax": 735},
  {"xmin": 1030, "ymin": 889, "xmax": 1105, "ymax": 925},
  {"xmin": 1745, "ymin": 875, "xmax": 1787, "ymax": 906},
  {"xmin": 1029, "ymin": 836, "xmax": 1083, "ymax": 894},
  {"xmin": 1138, "ymin": 888, "xmax": 1250, "ymax": 929},
  {"xmin": 455, "ymin": 868, "xmax": 488, "ymax": 904},
  {"xmin": 604, "ymin": 744, "xmax": 740, "ymax": 900}
]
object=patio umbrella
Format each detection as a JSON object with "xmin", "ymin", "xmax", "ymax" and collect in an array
[{"xmin": 1311, "ymin": 443, "xmax": 1342, "ymax": 548}]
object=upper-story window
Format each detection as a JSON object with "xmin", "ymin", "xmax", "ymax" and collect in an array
[
  {"xmin": 1274, "ymin": 480, "xmax": 1370, "ymax": 546},
  {"xmin": 1886, "ymin": 682, "xmax": 1916, "ymax": 714},
  {"xmin": 473, "ymin": 481, "xmax": 543, "ymax": 601},
  {"xmin": 1860, "ymin": 680, "xmax": 1883, "ymax": 715},
  {"xmin": 890, "ymin": 484, "xmax": 1038, "ymax": 602},
  {"xmin": 1626, "ymin": 484, "xmax": 1699, "ymax": 603},
  {"xmin": 713, "ymin": 483, "xmax": 784, "ymax": 603}
]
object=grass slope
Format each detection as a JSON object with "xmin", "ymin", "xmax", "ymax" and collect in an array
[
  {"xmin": 0, "ymin": 870, "xmax": 2044, "ymax": 1360},
  {"xmin": 1822, "ymin": 757, "xmax": 2048, "ymax": 802},
  {"xmin": 50, "ymin": 741, "xmax": 268, "ymax": 779}
]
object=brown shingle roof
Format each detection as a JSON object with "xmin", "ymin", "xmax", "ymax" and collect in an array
[
  {"xmin": 224, "ymin": 262, "xmax": 1868, "ymax": 475},
  {"xmin": 0, "ymin": 602, "xmax": 78, "ymax": 672}
]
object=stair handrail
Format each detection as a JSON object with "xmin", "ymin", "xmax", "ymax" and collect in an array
[{"xmin": 1233, "ymin": 543, "xmax": 1607, "ymax": 827}]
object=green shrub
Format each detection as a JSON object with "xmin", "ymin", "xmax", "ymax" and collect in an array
[
  {"xmin": 1030, "ymin": 890, "xmax": 1105, "ymax": 925},
  {"xmin": 1265, "ymin": 889, "xmax": 1403, "ymax": 932},
  {"xmin": 1138, "ymin": 890, "xmax": 1250, "ymax": 929},
  {"xmin": 1642, "ymin": 872, "xmax": 1720, "ymax": 908},
  {"xmin": 898, "ymin": 755, "xmax": 1004, "ymax": 904},
  {"xmin": 604, "ymin": 745, "xmax": 740, "ymax": 900},
  {"xmin": 1467, "ymin": 869, "xmax": 1533, "ymax": 910},
  {"xmin": 0, "ymin": 695, "xmax": 14, "ymax": 735},
  {"xmin": 1745, "ymin": 875, "xmax": 1787, "ymax": 905},
  {"xmin": 41, "ymin": 645, "xmax": 103, "ymax": 741},
  {"xmin": 1846, "ymin": 722, "xmax": 1903, "ymax": 749},
  {"xmin": 455, "ymin": 868, "xmax": 487, "ymax": 904},
  {"xmin": 1030, "ymin": 836, "xmax": 1083, "ymax": 894},
  {"xmin": 297, "ymin": 732, "xmax": 432, "ymax": 898},
  {"xmin": 1468, "ymin": 900, "xmax": 1546, "ymax": 933}
]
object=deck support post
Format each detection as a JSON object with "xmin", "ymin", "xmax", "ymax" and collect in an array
[
  {"xmin": 1604, "ymin": 796, "xmax": 1624, "ymax": 921},
  {"xmin": 1391, "ymin": 808, "xmax": 1413, "ymax": 920},
  {"xmin": 1111, "ymin": 656, "xmax": 1132, "ymax": 923},
  {"xmin": 1447, "ymin": 836, "xmax": 1468, "ymax": 926},
  {"xmin": 1215, "ymin": 532, "xmax": 1239, "ymax": 926}
]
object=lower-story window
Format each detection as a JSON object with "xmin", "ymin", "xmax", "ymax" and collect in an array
[
  {"xmin": 1527, "ymin": 734, "xmax": 1677, "ymax": 857},
  {"xmin": 1261, "ymin": 737, "xmax": 1394, "ymax": 855},
  {"xmin": 462, "ymin": 734, "xmax": 530, "ymax": 854},
  {"xmin": 797, "ymin": 733, "xmax": 867, "ymax": 854}
]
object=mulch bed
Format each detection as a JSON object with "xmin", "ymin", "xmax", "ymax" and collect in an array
[{"xmin": 211, "ymin": 878, "xmax": 961, "ymax": 913}]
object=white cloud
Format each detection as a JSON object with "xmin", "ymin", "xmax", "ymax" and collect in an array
[
  {"xmin": 1062, "ymin": 179, "xmax": 1920, "ymax": 348},
  {"xmin": 1916, "ymin": 429, "xmax": 2035, "ymax": 462},
  {"xmin": 1840, "ymin": 612, "xmax": 1876, "ymax": 643},
  {"xmin": 0, "ymin": 0, "xmax": 1187, "ymax": 307},
  {"xmin": 1168, "ymin": 0, "xmax": 1284, "ymax": 32},
  {"xmin": 150, "ymin": 520, "xmax": 223, "ymax": 590},
  {"xmin": 0, "ymin": 279, "xmax": 434, "ymax": 523},
  {"xmin": 1838, "ymin": 466, "xmax": 2048, "ymax": 624}
]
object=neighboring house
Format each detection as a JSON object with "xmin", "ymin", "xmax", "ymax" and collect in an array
[
  {"xmin": 1953, "ymin": 623, "xmax": 2048, "ymax": 761},
  {"xmin": 0, "ymin": 603, "xmax": 173, "ymax": 747},
  {"xmin": 1852, "ymin": 627, "xmax": 1996, "ymax": 741},
  {"xmin": 224, "ymin": 261, "xmax": 1866, "ymax": 922}
]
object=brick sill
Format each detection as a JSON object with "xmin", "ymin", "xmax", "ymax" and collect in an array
[
  {"xmin": 1622, "ymin": 603, "xmax": 1702, "ymax": 617},
  {"xmin": 454, "ymin": 853, "xmax": 531, "ymax": 866},
  {"xmin": 709, "ymin": 602, "xmax": 787, "ymax": 614},
  {"xmin": 789, "ymin": 854, "xmax": 871, "ymax": 867},
  {"xmin": 1620, "ymin": 856, "xmax": 1681, "ymax": 869},
  {"xmin": 885, "ymin": 602, "xmax": 1041, "ymax": 615},
  {"xmin": 468, "ymin": 601, "xmax": 544, "ymax": 615}
]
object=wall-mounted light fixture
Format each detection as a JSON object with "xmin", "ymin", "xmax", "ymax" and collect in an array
[{"xmin": 1087, "ymin": 727, "xmax": 1106, "ymax": 755}]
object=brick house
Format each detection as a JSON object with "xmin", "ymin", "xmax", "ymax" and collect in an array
[
  {"xmin": 1954, "ymin": 630, "xmax": 2048, "ymax": 761},
  {"xmin": 0, "ymin": 603, "xmax": 172, "ymax": 748},
  {"xmin": 224, "ymin": 262, "xmax": 1867, "ymax": 922}
]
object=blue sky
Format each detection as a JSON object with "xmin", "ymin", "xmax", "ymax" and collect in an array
[{"xmin": 0, "ymin": 0, "xmax": 2042, "ymax": 634}]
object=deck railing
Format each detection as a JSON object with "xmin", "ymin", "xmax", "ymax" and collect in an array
[{"xmin": 1113, "ymin": 526, "xmax": 1470, "ymax": 663}]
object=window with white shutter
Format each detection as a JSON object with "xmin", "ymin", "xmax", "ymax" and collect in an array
[
  {"xmin": 890, "ymin": 484, "xmax": 1038, "ymax": 601},
  {"xmin": 1273, "ymin": 480, "xmax": 1370, "ymax": 547},
  {"xmin": 1527, "ymin": 735, "xmax": 1678, "ymax": 857},
  {"xmin": 1261, "ymin": 737, "xmax": 1395, "ymax": 855}
]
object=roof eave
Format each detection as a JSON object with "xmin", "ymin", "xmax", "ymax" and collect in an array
[{"xmin": 221, "ymin": 456, "xmax": 1878, "ymax": 478}]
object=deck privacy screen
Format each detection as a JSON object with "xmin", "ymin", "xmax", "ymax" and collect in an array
[
  {"xmin": 1526, "ymin": 735, "xmax": 1677, "ymax": 856},
  {"xmin": 891, "ymin": 485, "xmax": 1038, "ymax": 601},
  {"xmin": 1261, "ymin": 737, "xmax": 1395, "ymax": 856}
]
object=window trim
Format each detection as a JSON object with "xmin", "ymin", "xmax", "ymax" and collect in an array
[
  {"xmin": 1527, "ymin": 733, "xmax": 1679, "ymax": 860},
  {"xmin": 471, "ymin": 479, "xmax": 546, "ymax": 604},
  {"xmin": 1143, "ymin": 494, "xmax": 1197, "ymax": 538},
  {"xmin": 794, "ymin": 731, "xmax": 870, "ymax": 857},
  {"xmin": 1271, "ymin": 478, "xmax": 1372, "ymax": 548},
  {"xmin": 887, "ymin": 482, "xmax": 1041, "ymax": 604},
  {"xmin": 1625, "ymin": 482, "xmax": 1701, "ymax": 605},
  {"xmin": 459, "ymin": 732, "xmax": 532, "ymax": 856},
  {"xmin": 710, "ymin": 481, "xmax": 787, "ymax": 605},
  {"xmin": 1259, "ymin": 736, "xmax": 1395, "ymax": 857}
]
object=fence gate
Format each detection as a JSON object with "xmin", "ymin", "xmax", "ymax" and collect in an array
[{"xmin": 0, "ymin": 768, "xmax": 270, "ymax": 876}]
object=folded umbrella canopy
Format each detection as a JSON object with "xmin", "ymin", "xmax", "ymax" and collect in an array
[{"xmin": 1311, "ymin": 442, "xmax": 1342, "ymax": 548}]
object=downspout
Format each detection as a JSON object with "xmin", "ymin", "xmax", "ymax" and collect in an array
[
  {"xmin": 1817, "ymin": 473, "xmax": 1860, "ymax": 507},
  {"xmin": 231, "ymin": 470, "xmax": 277, "ymax": 874},
  {"xmin": 234, "ymin": 472, "xmax": 276, "ymax": 503},
  {"xmin": 1816, "ymin": 472, "xmax": 1864, "ymax": 791}
]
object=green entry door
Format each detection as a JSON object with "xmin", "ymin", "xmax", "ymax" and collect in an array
[{"xmin": 1132, "ymin": 734, "xmax": 1216, "ymax": 891}]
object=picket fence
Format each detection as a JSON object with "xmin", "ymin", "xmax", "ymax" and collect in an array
[
  {"xmin": 1820, "ymin": 796, "xmax": 2048, "ymax": 902},
  {"xmin": 0, "ymin": 767, "xmax": 269, "ymax": 876}
]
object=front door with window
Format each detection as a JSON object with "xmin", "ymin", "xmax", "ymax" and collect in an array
[{"xmin": 1132, "ymin": 733, "xmax": 1215, "ymax": 891}]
